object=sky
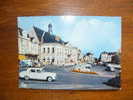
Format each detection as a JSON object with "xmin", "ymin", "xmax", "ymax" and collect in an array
[{"xmin": 17, "ymin": 16, "xmax": 121, "ymax": 57}]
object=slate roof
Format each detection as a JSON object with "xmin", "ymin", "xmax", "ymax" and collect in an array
[
  {"xmin": 86, "ymin": 52, "xmax": 93, "ymax": 56},
  {"xmin": 18, "ymin": 27, "xmax": 23, "ymax": 36},
  {"xmin": 101, "ymin": 51, "xmax": 117, "ymax": 55},
  {"xmin": 33, "ymin": 26, "xmax": 44, "ymax": 42},
  {"xmin": 33, "ymin": 26, "xmax": 66, "ymax": 44}
]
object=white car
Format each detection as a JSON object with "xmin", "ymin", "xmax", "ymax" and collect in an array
[
  {"xmin": 107, "ymin": 64, "xmax": 121, "ymax": 69},
  {"xmin": 80, "ymin": 64, "xmax": 92, "ymax": 72},
  {"xmin": 19, "ymin": 68, "xmax": 56, "ymax": 82},
  {"xmin": 74, "ymin": 64, "xmax": 92, "ymax": 72},
  {"xmin": 73, "ymin": 65, "xmax": 81, "ymax": 70}
]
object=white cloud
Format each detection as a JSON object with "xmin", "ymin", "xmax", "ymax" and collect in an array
[
  {"xmin": 68, "ymin": 18, "xmax": 121, "ymax": 55},
  {"xmin": 61, "ymin": 16, "xmax": 75, "ymax": 23}
]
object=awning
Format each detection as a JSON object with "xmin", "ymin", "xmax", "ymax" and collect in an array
[
  {"xmin": 25, "ymin": 54, "xmax": 38, "ymax": 57},
  {"xmin": 18, "ymin": 55, "xmax": 26, "ymax": 60}
]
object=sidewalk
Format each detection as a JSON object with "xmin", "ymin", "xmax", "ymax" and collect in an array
[{"xmin": 20, "ymin": 82, "xmax": 118, "ymax": 90}]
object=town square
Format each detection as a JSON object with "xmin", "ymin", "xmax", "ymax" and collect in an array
[{"xmin": 18, "ymin": 16, "xmax": 121, "ymax": 90}]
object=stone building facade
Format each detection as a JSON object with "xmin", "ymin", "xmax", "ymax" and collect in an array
[
  {"xmin": 39, "ymin": 24, "xmax": 80, "ymax": 65},
  {"xmin": 99, "ymin": 52, "xmax": 117, "ymax": 63},
  {"xmin": 18, "ymin": 24, "xmax": 81, "ymax": 66},
  {"xmin": 84, "ymin": 53, "xmax": 95, "ymax": 64},
  {"xmin": 40, "ymin": 43, "xmax": 80, "ymax": 65},
  {"xmin": 18, "ymin": 27, "xmax": 39, "ymax": 61}
]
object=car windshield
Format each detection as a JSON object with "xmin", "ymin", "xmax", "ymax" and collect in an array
[
  {"xmin": 37, "ymin": 69, "xmax": 41, "ymax": 73},
  {"xmin": 85, "ymin": 67, "xmax": 91, "ymax": 69},
  {"xmin": 30, "ymin": 69, "xmax": 35, "ymax": 72}
]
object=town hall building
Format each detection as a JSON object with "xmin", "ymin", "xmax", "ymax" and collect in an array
[{"xmin": 18, "ymin": 23, "xmax": 81, "ymax": 66}]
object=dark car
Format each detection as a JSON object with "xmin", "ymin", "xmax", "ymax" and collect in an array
[{"xmin": 105, "ymin": 66, "xmax": 115, "ymax": 72}]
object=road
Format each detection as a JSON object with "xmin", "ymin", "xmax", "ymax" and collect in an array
[{"xmin": 19, "ymin": 65, "xmax": 120, "ymax": 90}]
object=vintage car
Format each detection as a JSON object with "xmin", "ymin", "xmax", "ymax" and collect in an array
[
  {"xmin": 19, "ymin": 68, "xmax": 56, "ymax": 82},
  {"xmin": 107, "ymin": 64, "xmax": 121, "ymax": 69},
  {"xmin": 74, "ymin": 64, "xmax": 92, "ymax": 72}
]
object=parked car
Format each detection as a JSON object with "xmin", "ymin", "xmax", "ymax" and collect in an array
[
  {"xmin": 105, "ymin": 66, "xmax": 115, "ymax": 72},
  {"xmin": 19, "ymin": 68, "xmax": 56, "ymax": 82},
  {"xmin": 73, "ymin": 64, "xmax": 92, "ymax": 72},
  {"xmin": 104, "ymin": 76, "xmax": 120, "ymax": 88},
  {"xmin": 107, "ymin": 64, "xmax": 121, "ymax": 69},
  {"xmin": 19, "ymin": 60, "xmax": 33, "ymax": 67},
  {"xmin": 81, "ymin": 64, "xmax": 92, "ymax": 72},
  {"xmin": 19, "ymin": 61, "xmax": 28, "ymax": 67},
  {"xmin": 73, "ymin": 64, "xmax": 81, "ymax": 70}
]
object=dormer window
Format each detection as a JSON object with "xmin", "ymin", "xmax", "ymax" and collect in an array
[{"xmin": 27, "ymin": 34, "xmax": 29, "ymax": 38}]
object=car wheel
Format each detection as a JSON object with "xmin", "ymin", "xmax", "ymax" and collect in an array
[
  {"xmin": 47, "ymin": 76, "xmax": 53, "ymax": 82},
  {"xmin": 24, "ymin": 76, "xmax": 29, "ymax": 80}
]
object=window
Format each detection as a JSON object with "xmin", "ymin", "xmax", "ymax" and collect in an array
[
  {"xmin": 52, "ymin": 58, "xmax": 55, "ymax": 63},
  {"xmin": 52, "ymin": 47, "xmax": 55, "ymax": 53},
  {"xmin": 37, "ymin": 70, "xmax": 41, "ymax": 73},
  {"xmin": 30, "ymin": 69, "xmax": 35, "ymax": 72},
  {"xmin": 20, "ymin": 32, "xmax": 23, "ymax": 36},
  {"xmin": 47, "ymin": 58, "xmax": 50, "ymax": 63},
  {"xmin": 43, "ymin": 58, "xmax": 45, "ymax": 62},
  {"xmin": 27, "ymin": 34, "xmax": 29, "ymax": 38},
  {"xmin": 30, "ymin": 37, "xmax": 34, "ymax": 42},
  {"xmin": 43, "ymin": 48, "xmax": 45, "ymax": 53},
  {"xmin": 48, "ymin": 48, "xmax": 50, "ymax": 53},
  {"xmin": 19, "ymin": 28, "xmax": 23, "ymax": 36}
]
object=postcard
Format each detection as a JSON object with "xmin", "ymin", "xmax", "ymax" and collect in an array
[{"xmin": 17, "ymin": 16, "xmax": 121, "ymax": 90}]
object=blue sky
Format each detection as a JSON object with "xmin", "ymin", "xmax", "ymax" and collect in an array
[{"xmin": 17, "ymin": 16, "xmax": 121, "ymax": 57}]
